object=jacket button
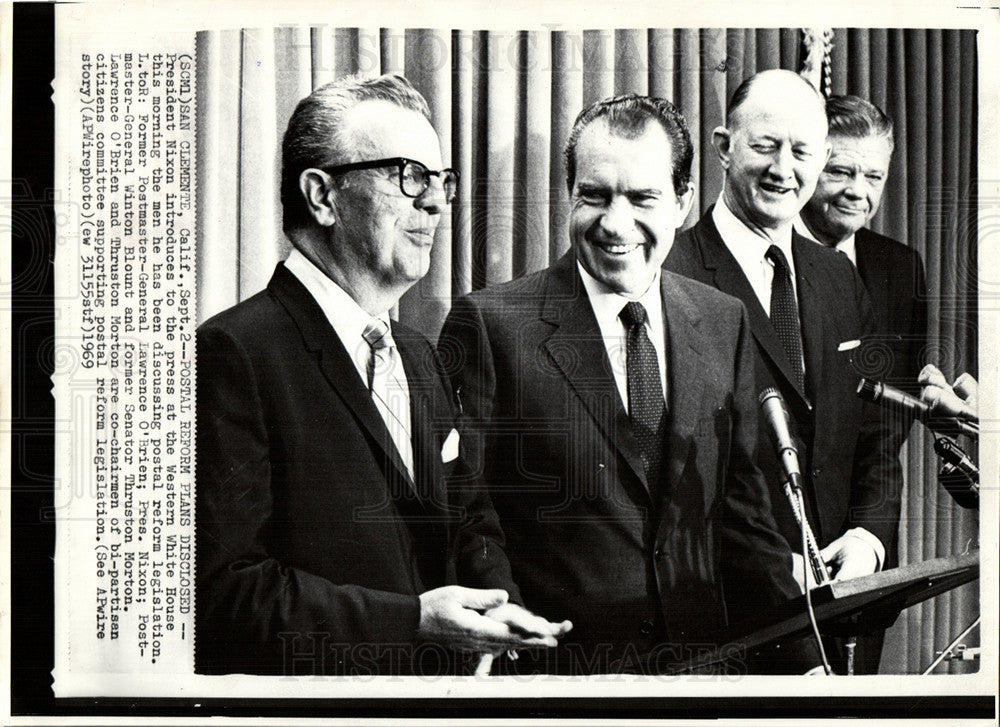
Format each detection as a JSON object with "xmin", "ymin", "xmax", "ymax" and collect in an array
[
  {"xmin": 812, "ymin": 467, "xmax": 822, "ymax": 477},
  {"xmin": 653, "ymin": 547, "xmax": 665, "ymax": 562},
  {"xmin": 639, "ymin": 619, "xmax": 654, "ymax": 636}
]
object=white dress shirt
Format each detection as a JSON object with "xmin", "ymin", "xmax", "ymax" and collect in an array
[
  {"xmin": 285, "ymin": 249, "xmax": 414, "ymax": 478},
  {"xmin": 713, "ymin": 193, "xmax": 800, "ymax": 312},
  {"xmin": 577, "ymin": 262, "xmax": 667, "ymax": 415}
]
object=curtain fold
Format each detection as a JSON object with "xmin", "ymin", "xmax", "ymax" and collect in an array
[{"xmin": 194, "ymin": 26, "xmax": 979, "ymax": 675}]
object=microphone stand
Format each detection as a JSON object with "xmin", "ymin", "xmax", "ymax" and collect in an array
[
  {"xmin": 783, "ymin": 474, "xmax": 834, "ymax": 675},
  {"xmin": 782, "ymin": 477, "xmax": 831, "ymax": 589}
]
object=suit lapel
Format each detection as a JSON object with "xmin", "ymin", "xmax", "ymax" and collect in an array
[
  {"xmin": 540, "ymin": 255, "xmax": 650, "ymax": 494},
  {"xmin": 394, "ymin": 331, "xmax": 447, "ymax": 510},
  {"xmin": 268, "ymin": 264, "xmax": 419, "ymax": 498},
  {"xmin": 792, "ymin": 236, "xmax": 831, "ymax": 404},
  {"xmin": 660, "ymin": 273, "xmax": 705, "ymax": 501},
  {"xmin": 690, "ymin": 213, "xmax": 811, "ymax": 409}
]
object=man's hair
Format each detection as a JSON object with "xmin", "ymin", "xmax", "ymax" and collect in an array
[
  {"xmin": 825, "ymin": 94, "xmax": 895, "ymax": 153},
  {"xmin": 280, "ymin": 73, "xmax": 431, "ymax": 234},
  {"xmin": 563, "ymin": 94, "xmax": 694, "ymax": 197},
  {"xmin": 724, "ymin": 70, "xmax": 824, "ymax": 127}
]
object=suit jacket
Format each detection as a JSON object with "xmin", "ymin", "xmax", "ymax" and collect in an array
[
  {"xmin": 854, "ymin": 227, "xmax": 928, "ymax": 393},
  {"xmin": 195, "ymin": 263, "xmax": 519, "ymax": 676},
  {"xmin": 665, "ymin": 211, "xmax": 903, "ymax": 557},
  {"xmin": 438, "ymin": 253, "xmax": 817, "ymax": 674}
]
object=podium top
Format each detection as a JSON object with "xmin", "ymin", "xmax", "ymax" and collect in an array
[{"xmin": 683, "ymin": 550, "xmax": 979, "ymax": 673}]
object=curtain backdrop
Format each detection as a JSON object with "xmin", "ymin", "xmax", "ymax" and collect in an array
[{"xmin": 194, "ymin": 27, "xmax": 979, "ymax": 675}]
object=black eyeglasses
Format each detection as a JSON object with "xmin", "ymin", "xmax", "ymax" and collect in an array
[{"xmin": 322, "ymin": 157, "xmax": 459, "ymax": 204}]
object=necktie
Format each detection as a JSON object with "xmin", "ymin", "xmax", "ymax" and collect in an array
[
  {"xmin": 765, "ymin": 245, "xmax": 805, "ymax": 392},
  {"xmin": 620, "ymin": 301, "xmax": 666, "ymax": 490},
  {"xmin": 362, "ymin": 318, "xmax": 414, "ymax": 480}
]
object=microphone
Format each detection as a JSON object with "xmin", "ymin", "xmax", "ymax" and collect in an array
[
  {"xmin": 856, "ymin": 378, "xmax": 978, "ymax": 438},
  {"xmin": 934, "ymin": 437, "xmax": 979, "ymax": 510},
  {"xmin": 758, "ymin": 388, "xmax": 832, "ymax": 590},
  {"xmin": 758, "ymin": 387, "xmax": 804, "ymax": 491}
]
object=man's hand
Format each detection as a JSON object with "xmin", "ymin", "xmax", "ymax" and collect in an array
[
  {"xmin": 919, "ymin": 364, "xmax": 978, "ymax": 420},
  {"xmin": 470, "ymin": 603, "xmax": 572, "ymax": 675},
  {"xmin": 483, "ymin": 602, "xmax": 572, "ymax": 640},
  {"xmin": 820, "ymin": 533, "xmax": 878, "ymax": 581},
  {"xmin": 417, "ymin": 586, "xmax": 569, "ymax": 653}
]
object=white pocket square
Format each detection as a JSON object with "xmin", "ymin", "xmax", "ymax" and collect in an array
[
  {"xmin": 838, "ymin": 339, "xmax": 861, "ymax": 352},
  {"xmin": 441, "ymin": 428, "xmax": 460, "ymax": 463}
]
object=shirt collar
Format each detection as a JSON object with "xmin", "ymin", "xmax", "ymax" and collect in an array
[
  {"xmin": 713, "ymin": 192, "xmax": 796, "ymax": 273},
  {"xmin": 284, "ymin": 248, "xmax": 391, "ymax": 358},
  {"xmin": 793, "ymin": 215, "xmax": 857, "ymax": 265},
  {"xmin": 576, "ymin": 260, "xmax": 663, "ymax": 334}
]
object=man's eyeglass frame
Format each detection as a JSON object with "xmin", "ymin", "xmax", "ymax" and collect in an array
[{"xmin": 321, "ymin": 157, "xmax": 459, "ymax": 203}]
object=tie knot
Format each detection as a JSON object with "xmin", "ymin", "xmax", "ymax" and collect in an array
[
  {"xmin": 362, "ymin": 319, "xmax": 393, "ymax": 350},
  {"xmin": 765, "ymin": 245, "xmax": 791, "ymax": 273},
  {"xmin": 620, "ymin": 301, "xmax": 649, "ymax": 330}
]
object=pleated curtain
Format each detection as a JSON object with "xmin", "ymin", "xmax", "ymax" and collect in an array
[{"xmin": 194, "ymin": 27, "xmax": 979, "ymax": 675}]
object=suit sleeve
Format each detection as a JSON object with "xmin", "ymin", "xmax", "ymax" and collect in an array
[
  {"xmin": 847, "ymin": 265, "xmax": 904, "ymax": 552},
  {"xmin": 721, "ymin": 304, "xmax": 822, "ymax": 673},
  {"xmin": 195, "ymin": 324, "xmax": 421, "ymax": 673},
  {"xmin": 438, "ymin": 296, "xmax": 523, "ymax": 604}
]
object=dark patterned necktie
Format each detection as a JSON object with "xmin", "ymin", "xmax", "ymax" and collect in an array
[
  {"xmin": 765, "ymin": 245, "xmax": 805, "ymax": 392},
  {"xmin": 620, "ymin": 301, "xmax": 666, "ymax": 490}
]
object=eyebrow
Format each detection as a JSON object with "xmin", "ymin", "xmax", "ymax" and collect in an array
[{"xmin": 576, "ymin": 182, "xmax": 662, "ymax": 195}]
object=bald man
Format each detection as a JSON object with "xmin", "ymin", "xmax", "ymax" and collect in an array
[{"xmin": 665, "ymin": 71, "xmax": 902, "ymax": 672}]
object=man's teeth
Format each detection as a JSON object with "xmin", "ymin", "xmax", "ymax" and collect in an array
[{"xmin": 599, "ymin": 242, "xmax": 639, "ymax": 254}]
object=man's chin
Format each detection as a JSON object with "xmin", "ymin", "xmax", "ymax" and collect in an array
[
  {"xmin": 591, "ymin": 265, "xmax": 656, "ymax": 297},
  {"xmin": 752, "ymin": 202, "xmax": 802, "ymax": 230}
]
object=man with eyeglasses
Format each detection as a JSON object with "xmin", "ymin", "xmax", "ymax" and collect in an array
[{"xmin": 195, "ymin": 73, "xmax": 569, "ymax": 676}]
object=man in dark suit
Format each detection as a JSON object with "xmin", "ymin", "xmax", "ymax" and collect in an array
[
  {"xmin": 440, "ymin": 95, "xmax": 819, "ymax": 675},
  {"xmin": 665, "ymin": 71, "xmax": 903, "ymax": 672},
  {"xmin": 196, "ymin": 74, "xmax": 569, "ymax": 676},
  {"xmin": 794, "ymin": 94, "xmax": 928, "ymax": 673},
  {"xmin": 796, "ymin": 94, "xmax": 928, "ymax": 397}
]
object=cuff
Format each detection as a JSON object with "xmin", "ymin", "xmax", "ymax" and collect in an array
[{"xmin": 844, "ymin": 527, "xmax": 885, "ymax": 571}]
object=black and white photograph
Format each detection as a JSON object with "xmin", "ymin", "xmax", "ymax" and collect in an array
[{"xmin": 3, "ymin": 0, "xmax": 997, "ymax": 723}]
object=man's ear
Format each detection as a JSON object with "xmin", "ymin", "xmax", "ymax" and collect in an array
[
  {"xmin": 674, "ymin": 182, "xmax": 696, "ymax": 229},
  {"xmin": 299, "ymin": 169, "xmax": 336, "ymax": 227},
  {"xmin": 711, "ymin": 126, "xmax": 732, "ymax": 170}
]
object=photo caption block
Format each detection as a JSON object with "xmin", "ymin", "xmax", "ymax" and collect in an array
[{"xmin": 53, "ymin": 32, "xmax": 197, "ymax": 693}]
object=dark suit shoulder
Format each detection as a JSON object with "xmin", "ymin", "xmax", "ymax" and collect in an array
[
  {"xmin": 855, "ymin": 227, "xmax": 921, "ymax": 264},
  {"xmin": 198, "ymin": 288, "xmax": 283, "ymax": 340},
  {"xmin": 666, "ymin": 224, "xmax": 704, "ymax": 275},
  {"xmin": 661, "ymin": 267, "xmax": 745, "ymax": 316},
  {"xmin": 663, "ymin": 270, "xmax": 753, "ymax": 345},
  {"xmin": 463, "ymin": 265, "xmax": 553, "ymax": 309},
  {"xmin": 794, "ymin": 232, "xmax": 854, "ymax": 267}
]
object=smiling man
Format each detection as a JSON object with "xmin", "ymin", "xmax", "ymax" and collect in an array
[
  {"xmin": 195, "ymin": 74, "xmax": 569, "ymax": 676},
  {"xmin": 796, "ymin": 95, "xmax": 927, "ymax": 398},
  {"xmin": 439, "ymin": 94, "xmax": 818, "ymax": 674},
  {"xmin": 666, "ymin": 72, "xmax": 903, "ymax": 672},
  {"xmin": 794, "ymin": 96, "xmax": 928, "ymax": 674}
]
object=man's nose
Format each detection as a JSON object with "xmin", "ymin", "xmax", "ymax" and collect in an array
[
  {"xmin": 415, "ymin": 176, "xmax": 446, "ymax": 215},
  {"xmin": 842, "ymin": 174, "xmax": 865, "ymax": 199},
  {"xmin": 599, "ymin": 198, "xmax": 635, "ymax": 237},
  {"xmin": 766, "ymin": 146, "xmax": 795, "ymax": 180}
]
